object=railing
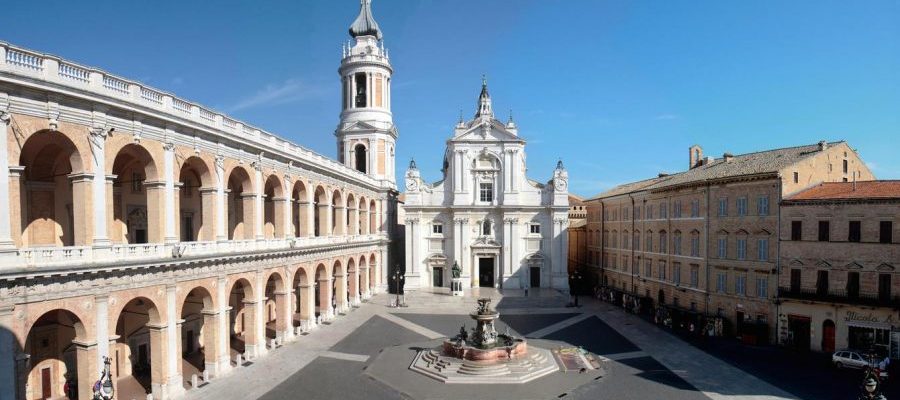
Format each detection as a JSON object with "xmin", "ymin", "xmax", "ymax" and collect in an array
[
  {"xmin": 778, "ymin": 287, "xmax": 900, "ymax": 308},
  {"xmin": 0, "ymin": 41, "xmax": 383, "ymax": 189},
  {"xmin": 10, "ymin": 234, "xmax": 385, "ymax": 270}
]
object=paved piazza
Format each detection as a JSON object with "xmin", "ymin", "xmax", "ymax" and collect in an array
[{"xmin": 179, "ymin": 289, "xmax": 798, "ymax": 400}]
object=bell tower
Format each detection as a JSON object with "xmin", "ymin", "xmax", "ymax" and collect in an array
[{"xmin": 336, "ymin": 0, "xmax": 397, "ymax": 186}]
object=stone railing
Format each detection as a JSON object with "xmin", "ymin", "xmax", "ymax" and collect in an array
[
  {"xmin": 9, "ymin": 234, "xmax": 385, "ymax": 271},
  {"xmin": 0, "ymin": 42, "xmax": 382, "ymax": 189}
]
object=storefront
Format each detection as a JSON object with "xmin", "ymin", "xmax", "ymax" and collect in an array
[{"xmin": 779, "ymin": 301, "xmax": 900, "ymax": 358}]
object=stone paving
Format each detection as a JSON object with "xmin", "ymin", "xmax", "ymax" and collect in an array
[{"xmin": 184, "ymin": 289, "xmax": 800, "ymax": 400}]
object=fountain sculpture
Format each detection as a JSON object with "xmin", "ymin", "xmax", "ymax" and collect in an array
[{"xmin": 442, "ymin": 298, "xmax": 527, "ymax": 361}]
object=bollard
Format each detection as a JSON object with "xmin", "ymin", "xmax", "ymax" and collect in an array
[
  {"xmin": 235, "ymin": 353, "xmax": 242, "ymax": 367},
  {"xmin": 146, "ymin": 394, "xmax": 153, "ymax": 400},
  {"xmin": 202, "ymin": 369, "xmax": 209, "ymax": 382},
  {"xmin": 191, "ymin": 374, "xmax": 198, "ymax": 388}
]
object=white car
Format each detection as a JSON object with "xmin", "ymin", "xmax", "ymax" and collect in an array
[{"xmin": 832, "ymin": 350, "xmax": 890, "ymax": 379}]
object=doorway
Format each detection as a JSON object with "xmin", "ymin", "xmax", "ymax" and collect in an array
[
  {"xmin": 822, "ymin": 319, "xmax": 836, "ymax": 353},
  {"xmin": 41, "ymin": 367, "xmax": 51, "ymax": 399},
  {"xmin": 788, "ymin": 315, "xmax": 811, "ymax": 351},
  {"xmin": 530, "ymin": 266, "xmax": 541, "ymax": 288},
  {"xmin": 432, "ymin": 267, "xmax": 444, "ymax": 287},
  {"xmin": 479, "ymin": 258, "xmax": 494, "ymax": 288}
]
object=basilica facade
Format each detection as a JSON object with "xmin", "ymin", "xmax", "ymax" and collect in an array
[{"xmin": 402, "ymin": 81, "xmax": 569, "ymax": 291}]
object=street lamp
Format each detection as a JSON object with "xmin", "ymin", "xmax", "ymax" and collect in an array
[
  {"xmin": 569, "ymin": 270, "xmax": 584, "ymax": 307},
  {"xmin": 391, "ymin": 266, "xmax": 406, "ymax": 308},
  {"xmin": 92, "ymin": 356, "xmax": 114, "ymax": 400}
]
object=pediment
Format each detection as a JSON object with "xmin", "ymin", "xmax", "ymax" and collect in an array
[
  {"xmin": 815, "ymin": 260, "xmax": 832, "ymax": 268},
  {"xmin": 845, "ymin": 262, "xmax": 864, "ymax": 270},
  {"xmin": 453, "ymin": 119, "xmax": 523, "ymax": 142},
  {"xmin": 341, "ymin": 120, "xmax": 387, "ymax": 132},
  {"xmin": 789, "ymin": 259, "xmax": 804, "ymax": 266},
  {"xmin": 471, "ymin": 236, "xmax": 501, "ymax": 248},
  {"xmin": 876, "ymin": 263, "xmax": 895, "ymax": 272}
]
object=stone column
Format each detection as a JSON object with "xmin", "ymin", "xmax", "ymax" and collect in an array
[
  {"xmin": 272, "ymin": 196, "xmax": 287, "ymax": 238},
  {"xmin": 88, "ymin": 126, "xmax": 111, "ymax": 246},
  {"xmin": 281, "ymin": 286, "xmax": 295, "ymax": 341},
  {"xmin": 215, "ymin": 155, "xmax": 226, "ymax": 241},
  {"xmin": 349, "ymin": 270, "xmax": 360, "ymax": 306},
  {"xmin": 73, "ymin": 339, "xmax": 99, "ymax": 400},
  {"xmin": 349, "ymin": 205, "xmax": 359, "ymax": 235},
  {"xmin": 360, "ymin": 208, "xmax": 369, "ymax": 235},
  {"xmin": 297, "ymin": 283, "xmax": 315, "ymax": 328},
  {"xmin": 318, "ymin": 277, "xmax": 333, "ymax": 320},
  {"xmin": 0, "ymin": 306, "xmax": 16, "ymax": 400},
  {"xmin": 273, "ymin": 290, "xmax": 292, "ymax": 342},
  {"xmin": 68, "ymin": 173, "xmax": 93, "ymax": 246},
  {"xmin": 283, "ymin": 176, "xmax": 293, "ymax": 238},
  {"xmin": 333, "ymin": 205, "xmax": 346, "ymax": 236},
  {"xmin": 318, "ymin": 203, "xmax": 331, "ymax": 236},
  {"xmin": 94, "ymin": 295, "xmax": 110, "ymax": 373},
  {"xmin": 165, "ymin": 284, "xmax": 183, "ymax": 398},
  {"xmin": 301, "ymin": 200, "xmax": 313, "ymax": 237},
  {"xmin": 144, "ymin": 181, "xmax": 167, "ymax": 244},
  {"xmin": 7, "ymin": 166, "xmax": 23, "ymax": 248},
  {"xmin": 253, "ymin": 164, "xmax": 264, "ymax": 240},
  {"xmin": 0, "ymin": 112, "xmax": 14, "ymax": 250},
  {"xmin": 199, "ymin": 188, "xmax": 217, "ymax": 241},
  {"xmin": 241, "ymin": 300, "xmax": 259, "ymax": 358},
  {"xmin": 146, "ymin": 323, "xmax": 167, "ymax": 399},
  {"xmin": 404, "ymin": 218, "xmax": 418, "ymax": 287},
  {"xmin": 240, "ymin": 194, "xmax": 256, "ymax": 240},
  {"xmin": 254, "ymin": 271, "xmax": 266, "ymax": 357},
  {"xmin": 215, "ymin": 276, "xmax": 231, "ymax": 375},
  {"xmin": 334, "ymin": 273, "xmax": 346, "ymax": 312},
  {"xmin": 200, "ymin": 309, "xmax": 220, "ymax": 376},
  {"xmin": 163, "ymin": 142, "xmax": 177, "ymax": 243}
]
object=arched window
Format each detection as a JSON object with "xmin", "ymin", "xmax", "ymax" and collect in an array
[{"xmin": 354, "ymin": 144, "xmax": 367, "ymax": 173}]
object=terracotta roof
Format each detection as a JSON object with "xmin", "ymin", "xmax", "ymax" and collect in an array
[
  {"xmin": 786, "ymin": 181, "xmax": 900, "ymax": 201},
  {"xmin": 590, "ymin": 141, "xmax": 844, "ymax": 199}
]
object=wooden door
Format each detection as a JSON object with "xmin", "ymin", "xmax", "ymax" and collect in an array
[
  {"xmin": 530, "ymin": 267, "xmax": 541, "ymax": 288},
  {"xmin": 40, "ymin": 367, "xmax": 51, "ymax": 399},
  {"xmin": 823, "ymin": 320, "xmax": 836, "ymax": 353}
]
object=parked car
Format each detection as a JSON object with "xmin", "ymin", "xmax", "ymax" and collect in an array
[{"xmin": 832, "ymin": 350, "xmax": 889, "ymax": 379}]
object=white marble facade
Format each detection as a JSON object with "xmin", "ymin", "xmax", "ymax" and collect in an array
[{"xmin": 403, "ymin": 80, "xmax": 569, "ymax": 291}]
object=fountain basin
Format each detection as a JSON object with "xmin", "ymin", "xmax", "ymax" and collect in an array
[{"xmin": 441, "ymin": 338, "xmax": 528, "ymax": 361}]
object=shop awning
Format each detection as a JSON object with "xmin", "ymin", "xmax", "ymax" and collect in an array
[{"xmin": 846, "ymin": 320, "xmax": 892, "ymax": 330}]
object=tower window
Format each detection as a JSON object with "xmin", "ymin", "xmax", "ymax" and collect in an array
[
  {"xmin": 354, "ymin": 144, "xmax": 367, "ymax": 173},
  {"xmin": 354, "ymin": 73, "xmax": 367, "ymax": 108}
]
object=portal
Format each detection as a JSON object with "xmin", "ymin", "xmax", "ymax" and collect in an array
[{"xmin": 479, "ymin": 257, "xmax": 494, "ymax": 288}]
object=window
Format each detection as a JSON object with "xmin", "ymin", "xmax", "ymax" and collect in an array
[
  {"xmin": 793, "ymin": 172, "xmax": 799, "ymax": 183},
  {"xmin": 790, "ymin": 269, "xmax": 801, "ymax": 292},
  {"xmin": 645, "ymin": 260, "xmax": 652, "ymax": 277},
  {"xmin": 645, "ymin": 233, "xmax": 652, "ymax": 252},
  {"xmin": 673, "ymin": 263, "xmax": 681, "ymax": 285},
  {"xmin": 623, "ymin": 232, "xmax": 629, "ymax": 249},
  {"xmin": 354, "ymin": 73, "xmax": 368, "ymax": 107},
  {"xmin": 691, "ymin": 234, "xmax": 700, "ymax": 257},
  {"xmin": 736, "ymin": 274, "xmax": 746, "ymax": 296},
  {"xmin": 716, "ymin": 272, "xmax": 727, "ymax": 293},
  {"xmin": 737, "ymin": 197, "xmax": 748, "ymax": 217},
  {"xmin": 848, "ymin": 221, "xmax": 861, "ymax": 242},
  {"xmin": 624, "ymin": 207, "xmax": 629, "ymax": 220},
  {"xmin": 659, "ymin": 232, "xmax": 668, "ymax": 253},
  {"xmin": 647, "ymin": 205, "xmax": 653, "ymax": 219},
  {"xmin": 673, "ymin": 233, "xmax": 682, "ymax": 255},
  {"xmin": 736, "ymin": 238, "xmax": 746, "ymax": 260},
  {"xmin": 816, "ymin": 270, "xmax": 828, "ymax": 295},
  {"xmin": 757, "ymin": 238, "xmax": 768, "ymax": 261},
  {"xmin": 635, "ymin": 207, "xmax": 641, "ymax": 220},
  {"xmin": 847, "ymin": 272, "xmax": 860, "ymax": 298},
  {"xmin": 673, "ymin": 201, "xmax": 682, "ymax": 218},
  {"xmin": 880, "ymin": 221, "xmax": 893, "ymax": 244},
  {"xmin": 756, "ymin": 277, "xmax": 768, "ymax": 298},
  {"xmin": 132, "ymin": 172, "xmax": 143, "ymax": 193},
  {"xmin": 634, "ymin": 233, "xmax": 640, "ymax": 251},
  {"xmin": 479, "ymin": 182, "xmax": 494, "ymax": 202},
  {"xmin": 660, "ymin": 203, "xmax": 668, "ymax": 219},
  {"xmin": 717, "ymin": 237, "xmax": 727, "ymax": 258},
  {"xmin": 432, "ymin": 223, "xmax": 443, "ymax": 235},
  {"xmin": 530, "ymin": 223, "xmax": 541, "ymax": 234},
  {"xmin": 757, "ymin": 196, "xmax": 769, "ymax": 216},
  {"xmin": 791, "ymin": 221, "xmax": 802, "ymax": 241},
  {"xmin": 879, "ymin": 274, "xmax": 892, "ymax": 300},
  {"xmin": 659, "ymin": 261, "xmax": 666, "ymax": 280},
  {"xmin": 690, "ymin": 265, "xmax": 699, "ymax": 288},
  {"xmin": 481, "ymin": 219, "xmax": 492, "ymax": 236},
  {"xmin": 690, "ymin": 200, "xmax": 700, "ymax": 218},
  {"xmin": 718, "ymin": 198, "xmax": 728, "ymax": 216},
  {"xmin": 843, "ymin": 159, "xmax": 848, "ymax": 173},
  {"xmin": 818, "ymin": 221, "xmax": 830, "ymax": 242}
]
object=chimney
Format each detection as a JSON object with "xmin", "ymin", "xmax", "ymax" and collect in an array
[
  {"xmin": 658, "ymin": 172, "xmax": 669, "ymax": 178},
  {"xmin": 818, "ymin": 140, "xmax": 828, "ymax": 151},
  {"xmin": 723, "ymin": 152, "xmax": 734, "ymax": 162},
  {"xmin": 689, "ymin": 145, "xmax": 703, "ymax": 169}
]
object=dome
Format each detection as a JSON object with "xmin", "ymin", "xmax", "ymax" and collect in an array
[{"xmin": 349, "ymin": 0, "xmax": 383, "ymax": 40}]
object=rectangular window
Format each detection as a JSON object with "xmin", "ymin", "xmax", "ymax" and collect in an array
[
  {"xmin": 736, "ymin": 274, "xmax": 746, "ymax": 296},
  {"xmin": 660, "ymin": 203, "xmax": 668, "ymax": 219},
  {"xmin": 691, "ymin": 236, "xmax": 700, "ymax": 257},
  {"xmin": 132, "ymin": 172, "xmax": 143, "ymax": 193},
  {"xmin": 847, "ymin": 272, "xmax": 860, "ymax": 298},
  {"xmin": 717, "ymin": 272, "xmax": 727, "ymax": 293},
  {"xmin": 737, "ymin": 197, "xmax": 748, "ymax": 217},
  {"xmin": 880, "ymin": 221, "xmax": 893, "ymax": 244},
  {"xmin": 432, "ymin": 223, "xmax": 443, "ymax": 235},
  {"xmin": 843, "ymin": 159, "xmax": 848, "ymax": 173},
  {"xmin": 674, "ymin": 235, "xmax": 682, "ymax": 255},
  {"xmin": 756, "ymin": 277, "xmax": 768, "ymax": 298},
  {"xmin": 636, "ymin": 207, "xmax": 641, "ymax": 220},
  {"xmin": 736, "ymin": 238, "xmax": 746, "ymax": 260},
  {"xmin": 757, "ymin": 196, "xmax": 769, "ymax": 216},
  {"xmin": 757, "ymin": 239, "xmax": 769, "ymax": 261},
  {"xmin": 647, "ymin": 205, "xmax": 653, "ymax": 220},
  {"xmin": 790, "ymin": 269, "xmax": 801, "ymax": 292},
  {"xmin": 879, "ymin": 274, "xmax": 892, "ymax": 300},
  {"xmin": 659, "ymin": 261, "xmax": 666, "ymax": 281},
  {"xmin": 718, "ymin": 237, "xmax": 727, "ymax": 258},
  {"xmin": 793, "ymin": 172, "xmax": 799, "ymax": 183},
  {"xmin": 479, "ymin": 182, "xmax": 494, "ymax": 202},
  {"xmin": 634, "ymin": 234, "xmax": 640, "ymax": 251},
  {"xmin": 816, "ymin": 270, "xmax": 829, "ymax": 295},
  {"xmin": 848, "ymin": 221, "xmax": 861, "ymax": 242},
  {"xmin": 673, "ymin": 201, "xmax": 682, "ymax": 218},
  {"xmin": 690, "ymin": 265, "xmax": 699, "ymax": 288},
  {"xmin": 646, "ymin": 234, "xmax": 652, "ymax": 252},
  {"xmin": 791, "ymin": 221, "xmax": 802, "ymax": 241},
  {"xmin": 691, "ymin": 200, "xmax": 700, "ymax": 218},
  {"xmin": 530, "ymin": 223, "xmax": 541, "ymax": 234},
  {"xmin": 659, "ymin": 233, "xmax": 667, "ymax": 254},
  {"xmin": 645, "ymin": 260, "xmax": 652, "ymax": 277},
  {"xmin": 718, "ymin": 198, "xmax": 728, "ymax": 217},
  {"xmin": 673, "ymin": 263, "xmax": 681, "ymax": 285},
  {"xmin": 818, "ymin": 221, "xmax": 830, "ymax": 242}
]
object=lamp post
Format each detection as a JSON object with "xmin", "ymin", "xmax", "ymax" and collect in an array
[
  {"xmin": 391, "ymin": 266, "xmax": 406, "ymax": 308},
  {"xmin": 569, "ymin": 269, "xmax": 584, "ymax": 308},
  {"xmin": 92, "ymin": 356, "xmax": 114, "ymax": 400}
]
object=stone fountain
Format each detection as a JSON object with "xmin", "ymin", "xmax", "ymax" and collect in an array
[{"xmin": 409, "ymin": 298, "xmax": 560, "ymax": 383}]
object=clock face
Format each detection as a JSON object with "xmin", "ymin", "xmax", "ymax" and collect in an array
[
  {"xmin": 555, "ymin": 179, "xmax": 568, "ymax": 191},
  {"xmin": 406, "ymin": 180, "xmax": 418, "ymax": 191}
]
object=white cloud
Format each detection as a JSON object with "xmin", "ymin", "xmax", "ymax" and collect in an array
[{"xmin": 229, "ymin": 79, "xmax": 326, "ymax": 112}]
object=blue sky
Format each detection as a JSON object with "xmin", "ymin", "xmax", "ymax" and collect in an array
[{"xmin": 3, "ymin": 1, "xmax": 898, "ymax": 197}]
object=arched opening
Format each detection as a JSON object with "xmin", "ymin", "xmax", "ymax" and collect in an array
[
  {"xmin": 178, "ymin": 157, "xmax": 213, "ymax": 242},
  {"xmin": 180, "ymin": 287, "xmax": 216, "ymax": 388},
  {"xmin": 347, "ymin": 258, "xmax": 358, "ymax": 306},
  {"xmin": 333, "ymin": 260, "xmax": 346, "ymax": 312},
  {"xmin": 111, "ymin": 144, "xmax": 160, "ymax": 244},
  {"xmin": 354, "ymin": 144, "xmax": 367, "ymax": 173},
  {"xmin": 263, "ymin": 272, "xmax": 286, "ymax": 343},
  {"xmin": 263, "ymin": 175, "xmax": 284, "ymax": 239},
  {"xmin": 113, "ymin": 297, "xmax": 163, "ymax": 399},
  {"xmin": 314, "ymin": 263, "xmax": 331, "ymax": 318},
  {"xmin": 23, "ymin": 309, "xmax": 89, "ymax": 400},
  {"xmin": 369, "ymin": 200, "xmax": 377, "ymax": 234},
  {"xmin": 292, "ymin": 268, "xmax": 312, "ymax": 329},
  {"xmin": 18, "ymin": 130, "xmax": 84, "ymax": 247},
  {"xmin": 313, "ymin": 186, "xmax": 328, "ymax": 237},
  {"xmin": 332, "ymin": 190, "xmax": 345, "ymax": 236},
  {"xmin": 359, "ymin": 256, "xmax": 369, "ymax": 297},
  {"xmin": 369, "ymin": 254, "xmax": 378, "ymax": 292},
  {"xmin": 291, "ymin": 181, "xmax": 308, "ymax": 238},
  {"xmin": 346, "ymin": 193, "xmax": 357, "ymax": 235},
  {"xmin": 226, "ymin": 167, "xmax": 254, "ymax": 240},
  {"xmin": 358, "ymin": 197, "xmax": 368, "ymax": 235},
  {"xmin": 822, "ymin": 319, "xmax": 836, "ymax": 353},
  {"xmin": 228, "ymin": 279, "xmax": 257, "ymax": 362}
]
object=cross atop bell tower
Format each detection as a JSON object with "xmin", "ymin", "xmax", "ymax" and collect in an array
[{"xmin": 336, "ymin": 0, "xmax": 397, "ymax": 187}]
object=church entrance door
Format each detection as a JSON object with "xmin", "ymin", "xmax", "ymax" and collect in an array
[
  {"xmin": 530, "ymin": 266, "xmax": 541, "ymax": 288},
  {"xmin": 479, "ymin": 258, "xmax": 494, "ymax": 288},
  {"xmin": 432, "ymin": 267, "xmax": 444, "ymax": 287}
]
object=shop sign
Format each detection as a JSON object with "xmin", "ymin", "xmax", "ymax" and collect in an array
[{"xmin": 845, "ymin": 311, "xmax": 896, "ymax": 326}]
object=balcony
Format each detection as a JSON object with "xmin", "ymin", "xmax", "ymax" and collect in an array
[
  {"xmin": 777, "ymin": 286, "xmax": 900, "ymax": 308},
  {"xmin": 2, "ymin": 234, "xmax": 386, "ymax": 273}
]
